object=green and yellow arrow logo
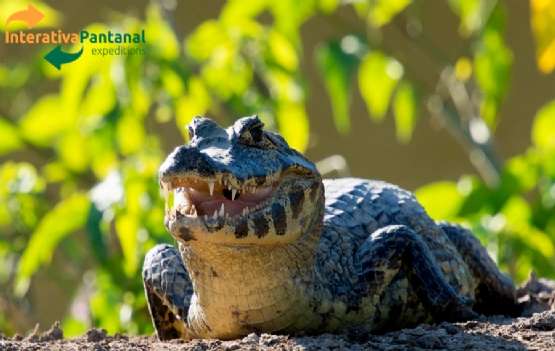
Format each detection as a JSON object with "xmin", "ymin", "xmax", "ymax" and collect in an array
[{"xmin": 44, "ymin": 46, "xmax": 83, "ymax": 70}]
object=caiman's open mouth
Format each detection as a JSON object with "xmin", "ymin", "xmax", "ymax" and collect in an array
[{"xmin": 161, "ymin": 172, "xmax": 283, "ymax": 223}]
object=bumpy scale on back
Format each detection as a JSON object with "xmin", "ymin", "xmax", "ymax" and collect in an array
[{"xmin": 142, "ymin": 116, "xmax": 518, "ymax": 340}]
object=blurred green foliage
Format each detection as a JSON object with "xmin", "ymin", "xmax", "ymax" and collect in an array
[{"xmin": 0, "ymin": 0, "xmax": 554, "ymax": 337}]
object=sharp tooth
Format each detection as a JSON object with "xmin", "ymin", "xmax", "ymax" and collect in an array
[
  {"xmin": 208, "ymin": 181, "xmax": 215, "ymax": 196},
  {"xmin": 191, "ymin": 204, "xmax": 196, "ymax": 215},
  {"xmin": 219, "ymin": 203, "xmax": 225, "ymax": 217},
  {"xmin": 204, "ymin": 215, "xmax": 208, "ymax": 221},
  {"xmin": 213, "ymin": 209, "xmax": 218, "ymax": 219},
  {"xmin": 231, "ymin": 188, "xmax": 237, "ymax": 201}
]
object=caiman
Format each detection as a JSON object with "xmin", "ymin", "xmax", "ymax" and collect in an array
[{"xmin": 142, "ymin": 116, "xmax": 517, "ymax": 340}]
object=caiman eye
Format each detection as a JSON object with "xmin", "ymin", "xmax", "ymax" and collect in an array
[
  {"xmin": 241, "ymin": 131, "xmax": 276, "ymax": 149},
  {"xmin": 239, "ymin": 122, "xmax": 267, "ymax": 147},
  {"xmin": 236, "ymin": 116, "xmax": 276, "ymax": 149},
  {"xmin": 250, "ymin": 126, "xmax": 263, "ymax": 143}
]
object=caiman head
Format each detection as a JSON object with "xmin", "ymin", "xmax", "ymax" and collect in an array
[{"xmin": 159, "ymin": 116, "xmax": 324, "ymax": 245}]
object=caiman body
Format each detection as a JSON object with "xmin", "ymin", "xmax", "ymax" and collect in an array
[{"xmin": 143, "ymin": 116, "xmax": 517, "ymax": 340}]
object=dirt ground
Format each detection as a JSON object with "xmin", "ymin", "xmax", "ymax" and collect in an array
[{"xmin": 2, "ymin": 275, "xmax": 555, "ymax": 351}]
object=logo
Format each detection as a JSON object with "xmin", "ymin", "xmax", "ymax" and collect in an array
[
  {"xmin": 4, "ymin": 4, "xmax": 146, "ymax": 69},
  {"xmin": 6, "ymin": 4, "xmax": 44, "ymax": 28}
]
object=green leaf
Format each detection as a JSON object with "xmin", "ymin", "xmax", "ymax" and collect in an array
[
  {"xmin": 16, "ymin": 193, "xmax": 90, "ymax": 296},
  {"xmin": 415, "ymin": 181, "xmax": 462, "ymax": 220},
  {"xmin": 506, "ymin": 155, "xmax": 537, "ymax": 192},
  {"xmin": 393, "ymin": 81, "xmax": 417, "ymax": 143},
  {"xmin": 502, "ymin": 196, "xmax": 554, "ymax": 259},
  {"xmin": 315, "ymin": 38, "xmax": 361, "ymax": 134},
  {"xmin": 269, "ymin": 0, "xmax": 316, "ymax": 45},
  {"xmin": 80, "ymin": 72, "xmax": 116, "ymax": 120},
  {"xmin": 0, "ymin": 64, "xmax": 30, "ymax": 88},
  {"xmin": 161, "ymin": 67, "xmax": 185, "ymax": 99},
  {"xmin": 62, "ymin": 317, "xmax": 88, "ymax": 337},
  {"xmin": 358, "ymin": 52, "xmax": 403, "ymax": 121},
  {"xmin": 448, "ymin": 0, "xmax": 492, "ymax": 36},
  {"xmin": 474, "ymin": 17, "xmax": 512, "ymax": 128},
  {"xmin": 368, "ymin": 0, "xmax": 411, "ymax": 27},
  {"xmin": 0, "ymin": 118, "xmax": 22, "ymax": 155},
  {"xmin": 200, "ymin": 50, "xmax": 252, "ymax": 99},
  {"xmin": 86, "ymin": 204, "xmax": 108, "ymax": 266},
  {"xmin": 532, "ymin": 99, "xmax": 555, "ymax": 152}
]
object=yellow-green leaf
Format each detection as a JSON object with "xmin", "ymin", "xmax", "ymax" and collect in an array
[
  {"xmin": 186, "ymin": 21, "xmax": 229, "ymax": 61},
  {"xmin": 393, "ymin": 81, "xmax": 417, "ymax": 143},
  {"xmin": 115, "ymin": 213, "xmax": 139, "ymax": 277},
  {"xmin": 146, "ymin": 4, "xmax": 179, "ymax": 60},
  {"xmin": 16, "ymin": 193, "xmax": 90, "ymax": 296},
  {"xmin": 358, "ymin": 52, "xmax": 403, "ymax": 121},
  {"xmin": 448, "ymin": 0, "xmax": 491, "ymax": 36},
  {"xmin": 530, "ymin": 0, "xmax": 555, "ymax": 73},
  {"xmin": 117, "ymin": 114, "xmax": 145, "ymax": 156},
  {"xmin": 0, "ymin": 118, "xmax": 22, "ymax": 155},
  {"xmin": 58, "ymin": 131, "xmax": 89, "ymax": 172},
  {"xmin": 176, "ymin": 77, "xmax": 211, "ymax": 140},
  {"xmin": 415, "ymin": 181, "xmax": 462, "ymax": 220},
  {"xmin": 368, "ymin": 0, "xmax": 411, "ymax": 27},
  {"xmin": 268, "ymin": 30, "xmax": 298, "ymax": 71},
  {"xmin": 532, "ymin": 99, "xmax": 555, "ymax": 151},
  {"xmin": 276, "ymin": 102, "xmax": 309, "ymax": 152},
  {"xmin": 19, "ymin": 95, "xmax": 69, "ymax": 146}
]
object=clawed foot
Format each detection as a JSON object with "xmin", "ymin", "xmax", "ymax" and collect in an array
[{"xmin": 443, "ymin": 297, "xmax": 479, "ymax": 322}]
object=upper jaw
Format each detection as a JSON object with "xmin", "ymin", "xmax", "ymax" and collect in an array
[{"xmin": 161, "ymin": 171, "xmax": 284, "ymax": 226}]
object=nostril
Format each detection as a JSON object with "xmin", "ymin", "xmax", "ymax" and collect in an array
[{"xmin": 223, "ymin": 188, "xmax": 240, "ymax": 200}]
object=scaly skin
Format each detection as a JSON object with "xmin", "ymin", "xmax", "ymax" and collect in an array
[{"xmin": 143, "ymin": 116, "xmax": 517, "ymax": 340}]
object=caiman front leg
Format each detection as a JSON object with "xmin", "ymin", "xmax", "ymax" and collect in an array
[
  {"xmin": 142, "ymin": 244, "xmax": 194, "ymax": 340},
  {"xmin": 355, "ymin": 225, "xmax": 477, "ymax": 327}
]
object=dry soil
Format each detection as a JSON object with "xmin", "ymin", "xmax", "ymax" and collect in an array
[{"xmin": 2, "ymin": 275, "xmax": 554, "ymax": 350}]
